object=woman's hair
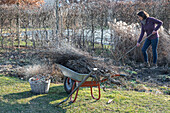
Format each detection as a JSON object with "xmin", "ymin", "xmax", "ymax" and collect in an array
[{"xmin": 137, "ymin": 11, "xmax": 149, "ymax": 19}]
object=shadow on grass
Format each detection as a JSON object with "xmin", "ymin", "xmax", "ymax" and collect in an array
[
  {"xmin": 1, "ymin": 85, "xmax": 68, "ymax": 113},
  {"xmin": 3, "ymin": 91, "xmax": 33, "ymax": 100}
]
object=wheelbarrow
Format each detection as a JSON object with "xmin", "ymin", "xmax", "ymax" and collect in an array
[{"xmin": 56, "ymin": 64, "xmax": 126, "ymax": 106}]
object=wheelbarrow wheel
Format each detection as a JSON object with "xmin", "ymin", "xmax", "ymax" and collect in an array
[{"xmin": 64, "ymin": 77, "xmax": 75, "ymax": 94}]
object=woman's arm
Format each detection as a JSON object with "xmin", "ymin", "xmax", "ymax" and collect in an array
[
  {"xmin": 137, "ymin": 24, "xmax": 145, "ymax": 43},
  {"xmin": 150, "ymin": 17, "xmax": 163, "ymax": 31}
]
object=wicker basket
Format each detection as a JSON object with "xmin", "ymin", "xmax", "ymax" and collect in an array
[{"xmin": 29, "ymin": 77, "xmax": 51, "ymax": 94}]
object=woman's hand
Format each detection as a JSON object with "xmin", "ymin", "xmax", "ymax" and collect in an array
[
  {"xmin": 137, "ymin": 42, "xmax": 140, "ymax": 47},
  {"xmin": 152, "ymin": 30, "xmax": 157, "ymax": 34}
]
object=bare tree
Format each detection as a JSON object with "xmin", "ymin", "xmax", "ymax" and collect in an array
[{"xmin": 0, "ymin": 0, "xmax": 44, "ymax": 48}]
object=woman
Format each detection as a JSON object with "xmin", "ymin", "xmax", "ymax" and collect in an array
[{"xmin": 136, "ymin": 11, "xmax": 163, "ymax": 68}]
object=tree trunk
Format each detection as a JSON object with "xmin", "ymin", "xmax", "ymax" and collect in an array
[
  {"xmin": 17, "ymin": 3, "xmax": 20, "ymax": 48},
  {"xmin": 32, "ymin": 31, "xmax": 36, "ymax": 48},
  {"xmin": 1, "ymin": 18, "xmax": 4, "ymax": 48},
  {"xmin": 9, "ymin": 19, "xmax": 14, "ymax": 48},
  {"xmin": 92, "ymin": 23, "xmax": 94, "ymax": 49},
  {"xmin": 56, "ymin": 0, "xmax": 59, "ymax": 47},
  {"xmin": 101, "ymin": 26, "xmax": 104, "ymax": 49},
  {"xmin": 67, "ymin": 24, "xmax": 70, "ymax": 43},
  {"xmin": 60, "ymin": 8, "xmax": 63, "ymax": 38},
  {"xmin": 25, "ymin": 26, "xmax": 28, "ymax": 48},
  {"xmin": 31, "ymin": 17, "xmax": 36, "ymax": 48},
  {"xmin": 91, "ymin": 12, "xmax": 94, "ymax": 49},
  {"xmin": 82, "ymin": 29, "xmax": 85, "ymax": 48}
]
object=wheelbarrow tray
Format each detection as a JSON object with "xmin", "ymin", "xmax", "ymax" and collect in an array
[{"xmin": 57, "ymin": 64, "xmax": 93, "ymax": 81}]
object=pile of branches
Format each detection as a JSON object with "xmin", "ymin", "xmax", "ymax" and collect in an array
[{"xmin": 35, "ymin": 44, "xmax": 119, "ymax": 74}]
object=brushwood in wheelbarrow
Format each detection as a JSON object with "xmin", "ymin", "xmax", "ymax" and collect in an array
[{"xmin": 56, "ymin": 64, "xmax": 126, "ymax": 106}]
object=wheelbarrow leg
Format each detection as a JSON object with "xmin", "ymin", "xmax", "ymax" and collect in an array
[
  {"xmin": 90, "ymin": 83, "xmax": 101, "ymax": 100},
  {"xmin": 56, "ymin": 70, "xmax": 94, "ymax": 106},
  {"xmin": 70, "ymin": 82, "xmax": 79, "ymax": 103}
]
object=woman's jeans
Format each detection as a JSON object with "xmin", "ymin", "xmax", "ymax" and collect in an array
[{"xmin": 142, "ymin": 38, "xmax": 159, "ymax": 64}]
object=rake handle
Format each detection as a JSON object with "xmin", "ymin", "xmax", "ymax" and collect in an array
[{"xmin": 118, "ymin": 34, "xmax": 152, "ymax": 61}]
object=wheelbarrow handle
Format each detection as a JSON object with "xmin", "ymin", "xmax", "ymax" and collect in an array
[
  {"xmin": 100, "ymin": 74, "xmax": 127, "ymax": 83},
  {"xmin": 111, "ymin": 74, "xmax": 126, "ymax": 77},
  {"xmin": 56, "ymin": 71, "xmax": 94, "ymax": 106}
]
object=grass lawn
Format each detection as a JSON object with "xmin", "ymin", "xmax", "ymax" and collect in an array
[{"xmin": 0, "ymin": 75, "xmax": 169, "ymax": 113}]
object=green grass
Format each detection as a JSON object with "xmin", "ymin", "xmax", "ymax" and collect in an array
[
  {"xmin": 0, "ymin": 75, "xmax": 169, "ymax": 113},
  {"xmin": 0, "ymin": 36, "xmax": 33, "ymax": 47},
  {"xmin": 1, "ymin": 28, "xmax": 51, "ymax": 34}
]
